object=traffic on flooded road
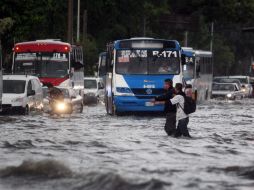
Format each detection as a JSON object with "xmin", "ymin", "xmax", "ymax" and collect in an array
[
  {"xmin": 1, "ymin": 1, "xmax": 254, "ymax": 190},
  {"xmin": 0, "ymin": 99, "xmax": 254, "ymax": 190}
]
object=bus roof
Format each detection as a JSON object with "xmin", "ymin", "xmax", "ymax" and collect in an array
[
  {"xmin": 112, "ymin": 38, "xmax": 181, "ymax": 50},
  {"xmin": 195, "ymin": 50, "xmax": 212, "ymax": 57},
  {"xmin": 13, "ymin": 40, "xmax": 71, "ymax": 53},
  {"xmin": 182, "ymin": 47, "xmax": 212, "ymax": 57},
  {"xmin": 182, "ymin": 47, "xmax": 194, "ymax": 57}
]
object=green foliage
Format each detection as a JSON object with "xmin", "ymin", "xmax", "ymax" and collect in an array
[
  {"xmin": 1, "ymin": 0, "xmax": 254, "ymax": 75},
  {"xmin": 213, "ymin": 36, "xmax": 235, "ymax": 75},
  {"xmin": 82, "ymin": 37, "xmax": 98, "ymax": 75},
  {"xmin": 0, "ymin": 17, "xmax": 14, "ymax": 35}
]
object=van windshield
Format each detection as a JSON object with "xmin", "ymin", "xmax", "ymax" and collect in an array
[
  {"xmin": 212, "ymin": 83, "xmax": 235, "ymax": 91},
  {"xmin": 84, "ymin": 80, "xmax": 97, "ymax": 89},
  {"xmin": 3, "ymin": 80, "xmax": 26, "ymax": 94}
]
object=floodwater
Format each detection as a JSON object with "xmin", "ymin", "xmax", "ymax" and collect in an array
[{"xmin": 0, "ymin": 100, "xmax": 254, "ymax": 190}]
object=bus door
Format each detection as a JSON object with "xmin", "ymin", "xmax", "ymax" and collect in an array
[
  {"xmin": 105, "ymin": 45, "xmax": 114, "ymax": 115},
  {"xmin": 105, "ymin": 72, "xmax": 113, "ymax": 114}
]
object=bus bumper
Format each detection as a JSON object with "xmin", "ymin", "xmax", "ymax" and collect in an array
[{"xmin": 114, "ymin": 96, "xmax": 164, "ymax": 112}]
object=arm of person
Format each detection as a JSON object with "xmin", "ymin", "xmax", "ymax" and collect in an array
[
  {"xmin": 170, "ymin": 95, "xmax": 181, "ymax": 105},
  {"xmin": 155, "ymin": 91, "xmax": 173, "ymax": 101}
]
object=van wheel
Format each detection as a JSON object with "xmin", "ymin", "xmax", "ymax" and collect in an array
[
  {"xmin": 79, "ymin": 104, "xmax": 83, "ymax": 113},
  {"xmin": 23, "ymin": 105, "xmax": 30, "ymax": 115}
]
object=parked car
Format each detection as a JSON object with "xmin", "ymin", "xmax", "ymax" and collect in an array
[
  {"xmin": 83, "ymin": 77, "xmax": 104, "ymax": 104},
  {"xmin": 228, "ymin": 76, "xmax": 253, "ymax": 97},
  {"xmin": 2, "ymin": 75, "xmax": 43, "ymax": 114},
  {"xmin": 211, "ymin": 82, "xmax": 244, "ymax": 100},
  {"xmin": 43, "ymin": 87, "xmax": 83, "ymax": 114},
  {"xmin": 213, "ymin": 77, "xmax": 242, "ymax": 91}
]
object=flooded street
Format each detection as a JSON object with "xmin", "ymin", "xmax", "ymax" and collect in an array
[{"xmin": 0, "ymin": 100, "xmax": 254, "ymax": 190}]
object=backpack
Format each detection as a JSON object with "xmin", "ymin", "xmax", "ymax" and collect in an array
[{"xmin": 179, "ymin": 96, "xmax": 196, "ymax": 114}]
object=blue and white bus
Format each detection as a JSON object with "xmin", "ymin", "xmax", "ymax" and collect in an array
[
  {"xmin": 182, "ymin": 47, "xmax": 213, "ymax": 102},
  {"xmin": 105, "ymin": 38, "xmax": 185, "ymax": 115}
]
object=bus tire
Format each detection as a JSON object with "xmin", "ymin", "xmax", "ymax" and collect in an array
[
  {"xmin": 205, "ymin": 89, "xmax": 208, "ymax": 100},
  {"xmin": 194, "ymin": 90, "xmax": 198, "ymax": 101}
]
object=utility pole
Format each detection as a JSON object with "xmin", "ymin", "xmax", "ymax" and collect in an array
[
  {"xmin": 184, "ymin": 31, "xmax": 188, "ymax": 47},
  {"xmin": 143, "ymin": 16, "xmax": 146, "ymax": 36},
  {"xmin": 210, "ymin": 22, "xmax": 214, "ymax": 76},
  {"xmin": 210, "ymin": 22, "xmax": 214, "ymax": 52},
  {"xmin": 77, "ymin": 0, "xmax": 80, "ymax": 43},
  {"xmin": 67, "ymin": 0, "xmax": 73, "ymax": 44}
]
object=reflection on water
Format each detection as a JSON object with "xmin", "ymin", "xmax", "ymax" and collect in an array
[{"xmin": 0, "ymin": 99, "xmax": 254, "ymax": 190}]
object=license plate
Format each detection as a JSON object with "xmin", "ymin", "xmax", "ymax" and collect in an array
[{"xmin": 145, "ymin": 102, "xmax": 154, "ymax": 106}]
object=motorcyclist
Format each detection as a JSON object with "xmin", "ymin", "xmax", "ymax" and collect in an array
[{"xmin": 46, "ymin": 83, "xmax": 64, "ymax": 101}]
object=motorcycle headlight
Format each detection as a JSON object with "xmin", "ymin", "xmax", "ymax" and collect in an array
[
  {"xmin": 241, "ymin": 88, "xmax": 246, "ymax": 92},
  {"xmin": 56, "ymin": 102, "xmax": 67, "ymax": 111}
]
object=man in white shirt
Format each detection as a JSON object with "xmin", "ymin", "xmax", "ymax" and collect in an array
[{"xmin": 170, "ymin": 83, "xmax": 191, "ymax": 138}]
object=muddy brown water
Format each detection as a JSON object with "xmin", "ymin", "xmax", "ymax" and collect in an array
[{"xmin": 0, "ymin": 100, "xmax": 254, "ymax": 190}]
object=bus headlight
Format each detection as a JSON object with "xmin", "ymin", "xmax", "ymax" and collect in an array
[
  {"xmin": 226, "ymin": 94, "xmax": 232, "ymax": 98},
  {"xmin": 116, "ymin": 87, "xmax": 132, "ymax": 93}
]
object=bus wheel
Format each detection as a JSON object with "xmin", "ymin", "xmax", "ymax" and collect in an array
[
  {"xmin": 194, "ymin": 90, "xmax": 198, "ymax": 101},
  {"xmin": 205, "ymin": 89, "xmax": 208, "ymax": 100}
]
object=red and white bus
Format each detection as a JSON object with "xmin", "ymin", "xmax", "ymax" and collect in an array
[{"xmin": 12, "ymin": 39, "xmax": 84, "ymax": 95}]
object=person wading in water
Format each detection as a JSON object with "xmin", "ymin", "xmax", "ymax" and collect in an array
[
  {"xmin": 169, "ymin": 83, "xmax": 191, "ymax": 138},
  {"xmin": 152, "ymin": 79, "xmax": 176, "ymax": 136}
]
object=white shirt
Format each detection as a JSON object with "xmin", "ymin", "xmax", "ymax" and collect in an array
[{"xmin": 170, "ymin": 95, "xmax": 188, "ymax": 120}]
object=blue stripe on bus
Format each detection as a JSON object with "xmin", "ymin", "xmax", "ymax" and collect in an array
[{"xmin": 123, "ymin": 75, "xmax": 174, "ymax": 89}]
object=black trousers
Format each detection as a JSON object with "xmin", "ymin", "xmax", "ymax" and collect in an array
[
  {"xmin": 164, "ymin": 112, "xmax": 176, "ymax": 136},
  {"xmin": 175, "ymin": 117, "xmax": 191, "ymax": 138}
]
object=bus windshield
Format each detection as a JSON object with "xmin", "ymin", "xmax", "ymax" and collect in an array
[
  {"xmin": 84, "ymin": 79, "xmax": 97, "ymax": 89},
  {"xmin": 14, "ymin": 52, "xmax": 69, "ymax": 78},
  {"xmin": 116, "ymin": 49, "xmax": 180, "ymax": 75}
]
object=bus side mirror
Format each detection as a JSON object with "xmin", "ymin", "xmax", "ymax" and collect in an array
[
  {"xmin": 68, "ymin": 69, "xmax": 74, "ymax": 78},
  {"xmin": 196, "ymin": 65, "xmax": 200, "ymax": 72},
  {"xmin": 196, "ymin": 65, "xmax": 201, "ymax": 78},
  {"xmin": 72, "ymin": 61, "xmax": 84, "ymax": 70},
  {"xmin": 181, "ymin": 54, "xmax": 186, "ymax": 65},
  {"xmin": 106, "ymin": 52, "xmax": 113, "ymax": 70}
]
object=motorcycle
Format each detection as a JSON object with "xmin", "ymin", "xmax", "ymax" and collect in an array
[{"xmin": 49, "ymin": 98, "xmax": 73, "ymax": 115}]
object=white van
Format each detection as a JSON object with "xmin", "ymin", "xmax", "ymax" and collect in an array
[
  {"xmin": 2, "ymin": 75, "xmax": 43, "ymax": 114},
  {"xmin": 83, "ymin": 77, "xmax": 104, "ymax": 104}
]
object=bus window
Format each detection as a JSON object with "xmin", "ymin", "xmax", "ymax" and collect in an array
[{"xmin": 183, "ymin": 62, "xmax": 194, "ymax": 79}]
